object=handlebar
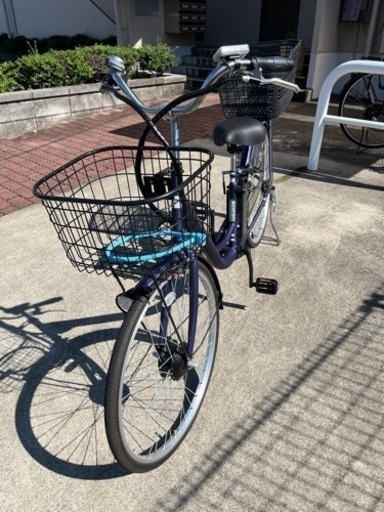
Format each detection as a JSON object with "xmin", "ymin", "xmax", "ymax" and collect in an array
[
  {"xmin": 101, "ymin": 56, "xmax": 229, "ymax": 118},
  {"xmin": 101, "ymin": 44, "xmax": 303, "ymax": 119}
]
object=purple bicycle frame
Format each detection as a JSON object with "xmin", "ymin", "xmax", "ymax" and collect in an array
[{"xmin": 137, "ymin": 120, "xmax": 272, "ymax": 357}]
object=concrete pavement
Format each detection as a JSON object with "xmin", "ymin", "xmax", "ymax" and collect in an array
[{"xmin": 0, "ymin": 97, "xmax": 383, "ymax": 511}]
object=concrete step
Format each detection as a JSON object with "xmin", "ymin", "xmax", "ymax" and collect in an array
[
  {"xmin": 182, "ymin": 55, "xmax": 215, "ymax": 68},
  {"xmin": 175, "ymin": 47, "xmax": 217, "ymax": 89},
  {"xmin": 179, "ymin": 65, "xmax": 214, "ymax": 78},
  {"xmin": 180, "ymin": 46, "xmax": 311, "ymax": 91},
  {"xmin": 186, "ymin": 76, "xmax": 206, "ymax": 90},
  {"xmin": 191, "ymin": 46, "xmax": 217, "ymax": 57}
]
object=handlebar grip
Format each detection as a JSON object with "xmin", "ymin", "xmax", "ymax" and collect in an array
[{"xmin": 251, "ymin": 56, "xmax": 295, "ymax": 75}]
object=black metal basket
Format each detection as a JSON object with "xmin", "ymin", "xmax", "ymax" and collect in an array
[
  {"xmin": 33, "ymin": 146, "xmax": 213, "ymax": 281},
  {"xmin": 219, "ymin": 40, "xmax": 301, "ymax": 120}
]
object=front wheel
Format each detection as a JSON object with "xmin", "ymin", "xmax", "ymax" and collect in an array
[
  {"xmin": 339, "ymin": 73, "xmax": 384, "ymax": 149},
  {"xmin": 247, "ymin": 131, "xmax": 271, "ymax": 248},
  {"xmin": 105, "ymin": 260, "xmax": 219, "ymax": 473}
]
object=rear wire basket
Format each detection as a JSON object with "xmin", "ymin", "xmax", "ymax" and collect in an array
[
  {"xmin": 219, "ymin": 39, "xmax": 301, "ymax": 120},
  {"xmin": 33, "ymin": 146, "xmax": 213, "ymax": 282}
]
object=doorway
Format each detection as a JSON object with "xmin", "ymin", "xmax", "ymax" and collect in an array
[{"xmin": 259, "ymin": 0, "xmax": 301, "ymax": 41}]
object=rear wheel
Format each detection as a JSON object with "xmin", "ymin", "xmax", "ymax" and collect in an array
[
  {"xmin": 247, "ymin": 132, "xmax": 271, "ymax": 248},
  {"xmin": 339, "ymin": 73, "xmax": 384, "ymax": 149},
  {"xmin": 105, "ymin": 260, "xmax": 219, "ymax": 473}
]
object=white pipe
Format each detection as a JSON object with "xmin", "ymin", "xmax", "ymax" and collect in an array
[
  {"xmin": 308, "ymin": 59, "xmax": 384, "ymax": 171},
  {"xmin": 2, "ymin": 0, "xmax": 17, "ymax": 37},
  {"xmin": 364, "ymin": 0, "xmax": 381, "ymax": 56}
]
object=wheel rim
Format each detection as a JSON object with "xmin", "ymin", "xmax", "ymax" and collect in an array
[
  {"xmin": 340, "ymin": 75, "xmax": 384, "ymax": 148},
  {"xmin": 117, "ymin": 266, "xmax": 218, "ymax": 465},
  {"xmin": 248, "ymin": 138, "xmax": 270, "ymax": 246}
]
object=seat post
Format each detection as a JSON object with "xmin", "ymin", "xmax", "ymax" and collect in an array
[{"xmin": 230, "ymin": 152, "xmax": 237, "ymax": 172}]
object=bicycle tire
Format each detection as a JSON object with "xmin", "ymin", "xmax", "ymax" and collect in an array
[
  {"xmin": 105, "ymin": 259, "xmax": 219, "ymax": 473},
  {"xmin": 339, "ymin": 73, "xmax": 384, "ymax": 149},
  {"xmin": 247, "ymin": 131, "xmax": 271, "ymax": 248}
]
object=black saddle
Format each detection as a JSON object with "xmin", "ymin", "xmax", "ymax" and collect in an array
[{"xmin": 213, "ymin": 117, "xmax": 266, "ymax": 148}]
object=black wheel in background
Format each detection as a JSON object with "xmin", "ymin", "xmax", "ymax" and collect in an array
[{"xmin": 339, "ymin": 73, "xmax": 384, "ymax": 149}]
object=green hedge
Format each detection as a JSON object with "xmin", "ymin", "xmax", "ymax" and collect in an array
[
  {"xmin": 0, "ymin": 43, "xmax": 178, "ymax": 93},
  {"xmin": 0, "ymin": 33, "xmax": 117, "ymax": 56}
]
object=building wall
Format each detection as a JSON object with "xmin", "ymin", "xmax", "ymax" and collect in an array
[
  {"xmin": 297, "ymin": 0, "xmax": 316, "ymax": 51},
  {"xmin": 205, "ymin": 0, "xmax": 262, "ymax": 44},
  {"xmin": 9, "ymin": 0, "xmax": 115, "ymax": 39},
  {"xmin": 338, "ymin": 1, "xmax": 384, "ymax": 57},
  {"xmin": 308, "ymin": 0, "xmax": 384, "ymax": 98},
  {"xmin": 115, "ymin": 0, "xmax": 194, "ymax": 51},
  {"xmin": 307, "ymin": 0, "xmax": 343, "ymax": 98},
  {"xmin": 118, "ymin": 0, "xmax": 165, "ymax": 46},
  {"xmin": 205, "ymin": 0, "xmax": 317, "ymax": 47}
]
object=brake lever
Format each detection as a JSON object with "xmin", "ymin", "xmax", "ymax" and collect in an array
[{"xmin": 242, "ymin": 74, "xmax": 302, "ymax": 94}]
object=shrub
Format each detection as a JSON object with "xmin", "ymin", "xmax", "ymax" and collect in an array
[
  {"xmin": 0, "ymin": 33, "xmax": 117, "ymax": 56},
  {"xmin": 0, "ymin": 61, "xmax": 19, "ymax": 93},
  {"xmin": 101, "ymin": 36, "xmax": 118, "ymax": 46},
  {"xmin": 0, "ymin": 42, "xmax": 178, "ymax": 92},
  {"xmin": 11, "ymin": 49, "xmax": 95, "ymax": 89},
  {"xmin": 35, "ymin": 34, "xmax": 100, "ymax": 53},
  {"xmin": 41, "ymin": 35, "xmax": 71, "ymax": 51},
  {"xmin": 78, "ymin": 44, "xmax": 140, "ymax": 80},
  {"xmin": 64, "ymin": 34, "xmax": 98, "ymax": 49},
  {"xmin": 139, "ymin": 42, "xmax": 178, "ymax": 76},
  {"xmin": 0, "ymin": 33, "xmax": 9, "ymax": 46},
  {"xmin": 1, "ymin": 35, "xmax": 29, "ymax": 56}
]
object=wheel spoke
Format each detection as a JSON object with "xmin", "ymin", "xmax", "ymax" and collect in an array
[
  {"xmin": 340, "ymin": 74, "xmax": 384, "ymax": 148},
  {"xmin": 247, "ymin": 134, "xmax": 270, "ymax": 247},
  {"xmin": 105, "ymin": 262, "xmax": 219, "ymax": 472}
]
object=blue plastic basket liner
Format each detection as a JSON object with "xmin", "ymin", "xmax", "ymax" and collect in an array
[{"xmin": 104, "ymin": 230, "xmax": 207, "ymax": 264}]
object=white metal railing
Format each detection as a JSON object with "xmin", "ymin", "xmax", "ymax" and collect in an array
[{"xmin": 308, "ymin": 60, "xmax": 384, "ymax": 171}]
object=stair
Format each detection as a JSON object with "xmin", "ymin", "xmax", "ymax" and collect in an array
[
  {"xmin": 175, "ymin": 46, "xmax": 311, "ymax": 97},
  {"xmin": 174, "ymin": 45, "xmax": 217, "ymax": 90}
]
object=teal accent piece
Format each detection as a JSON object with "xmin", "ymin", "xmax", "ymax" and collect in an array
[{"xmin": 104, "ymin": 230, "xmax": 206, "ymax": 264}]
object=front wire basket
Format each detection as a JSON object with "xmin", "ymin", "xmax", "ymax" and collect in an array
[
  {"xmin": 219, "ymin": 39, "xmax": 301, "ymax": 120},
  {"xmin": 33, "ymin": 146, "xmax": 213, "ymax": 282}
]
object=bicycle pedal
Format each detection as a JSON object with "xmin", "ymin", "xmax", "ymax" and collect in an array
[{"xmin": 254, "ymin": 277, "xmax": 278, "ymax": 295}]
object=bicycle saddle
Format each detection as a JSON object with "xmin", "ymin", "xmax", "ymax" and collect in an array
[{"xmin": 213, "ymin": 117, "xmax": 267, "ymax": 147}]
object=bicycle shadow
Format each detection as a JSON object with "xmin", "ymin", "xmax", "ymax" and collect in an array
[
  {"xmin": 110, "ymin": 103, "xmax": 223, "ymax": 145},
  {"xmin": 0, "ymin": 297, "xmax": 128, "ymax": 479},
  {"xmin": 110, "ymin": 100, "xmax": 384, "ymax": 178},
  {"xmin": 155, "ymin": 283, "xmax": 384, "ymax": 511}
]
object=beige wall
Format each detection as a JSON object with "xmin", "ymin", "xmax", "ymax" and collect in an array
[
  {"xmin": 125, "ymin": 0, "xmax": 165, "ymax": 46},
  {"xmin": 115, "ymin": 0, "xmax": 194, "ymax": 48},
  {"xmin": 308, "ymin": 0, "xmax": 384, "ymax": 98},
  {"xmin": 9, "ymin": 0, "xmax": 115, "ymax": 39},
  {"xmin": 338, "ymin": 0, "xmax": 384, "ymax": 56}
]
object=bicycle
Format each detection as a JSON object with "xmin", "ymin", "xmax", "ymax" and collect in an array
[
  {"xmin": 338, "ymin": 56, "xmax": 384, "ymax": 148},
  {"xmin": 33, "ymin": 39, "xmax": 301, "ymax": 473}
]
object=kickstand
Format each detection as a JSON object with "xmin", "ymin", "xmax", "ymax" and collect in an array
[
  {"xmin": 261, "ymin": 186, "xmax": 280, "ymax": 247},
  {"xmin": 244, "ymin": 245, "xmax": 256, "ymax": 288}
]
